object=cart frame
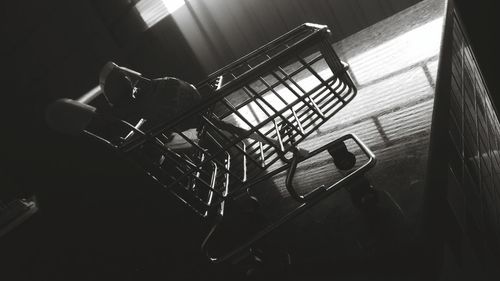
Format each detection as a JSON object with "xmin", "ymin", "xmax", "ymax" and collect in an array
[{"xmin": 47, "ymin": 23, "xmax": 376, "ymax": 263}]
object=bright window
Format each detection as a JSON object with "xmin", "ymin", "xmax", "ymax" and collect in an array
[{"xmin": 136, "ymin": 0, "xmax": 186, "ymax": 28}]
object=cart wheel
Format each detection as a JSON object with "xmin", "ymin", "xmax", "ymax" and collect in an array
[
  {"xmin": 244, "ymin": 247, "xmax": 291, "ymax": 280},
  {"xmin": 248, "ymin": 195, "xmax": 260, "ymax": 212},
  {"xmin": 245, "ymin": 248, "xmax": 264, "ymax": 279},
  {"xmin": 328, "ymin": 141, "xmax": 356, "ymax": 170},
  {"xmin": 238, "ymin": 192, "xmax": 261, "ymax": 214},
  {"xmin": 358, "ymin": 187, "xmax": 379, "ymax": 208},
  {"xmin": 349, "ymin": 178, "xmax": 379, "ymax": 210}
]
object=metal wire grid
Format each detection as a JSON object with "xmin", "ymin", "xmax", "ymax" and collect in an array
[
  {"xmin": 209, "ymin": 52, "xmax": 354, "ymax": 167},
  {"xmin": 107, "ymin": 24, "xmax": 356, "ymax": 217}
]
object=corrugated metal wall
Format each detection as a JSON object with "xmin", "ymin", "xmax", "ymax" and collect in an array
[
  {"xmin": 88, "ymin": 0, "xmax": 422, "ymax": 75},
  {"xmin": 155, "ymin": 0, "xmax": 423, "ymax": 73}
]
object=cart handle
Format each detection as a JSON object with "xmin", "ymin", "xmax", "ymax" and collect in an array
[{"xmin": 285, "ymin": 134, "xmax": 376, "ymax": 203}]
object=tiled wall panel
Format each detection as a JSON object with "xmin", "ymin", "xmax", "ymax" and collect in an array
[{"xmin": 447, "ymin": 10, "xmax": 500, "ymax": 274}]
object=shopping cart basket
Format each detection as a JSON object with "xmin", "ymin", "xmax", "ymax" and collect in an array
[{"xmin": 46, "ymin": 23, "xmax": 376, "ymax": 263}]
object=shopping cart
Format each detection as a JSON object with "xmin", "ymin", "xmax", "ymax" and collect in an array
[{"xmin": 46, "ymin": 23, "xmax": 376, "ymax": 263}]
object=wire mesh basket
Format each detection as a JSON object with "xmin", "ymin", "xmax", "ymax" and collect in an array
[
  {"xmin": 120, "ymin": 23, "xmax": 363, "ymax": 215},
  {"xmin": 47, "ymin": 23, "xmax": 376, "ymax": 263}
]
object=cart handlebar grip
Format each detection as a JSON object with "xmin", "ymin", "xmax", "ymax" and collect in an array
[{"xmin": 45, "ymin": 98, "xmax": 97, "ymax": 135}]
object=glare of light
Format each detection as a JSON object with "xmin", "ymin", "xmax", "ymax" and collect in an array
[
  {"xmin": 226, "ymin": 15, "xmax": 445, "ymax": 162},
  {"xmin": 136, "ymin": 0, "xmax": 186, "ymax": 28},
  {"xmin": 226, "ymin": 67, "xmax": 333, "ymax": 131},
  {"xmin": 227, "ymin": 18, "xmax": 444, "ymax": 132},
  {"xmin": 347, "ymin": 17, "xmax": 444, "ymax": 85}
]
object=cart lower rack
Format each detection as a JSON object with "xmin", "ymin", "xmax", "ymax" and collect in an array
[{"xmin": 46, "ymin": 23, "xmax": 376, "ymax": 263}]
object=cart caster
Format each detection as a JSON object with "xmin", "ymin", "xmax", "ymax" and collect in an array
[
  {"xmin": 328, "ymin": 141, "xmax": 356, "ymax": 170},
  {"xmin": 247, "ymin": 195, "xmax": 260, "ymax": 213},
  {"xmin": 244, "ymin": 248, "xmax": 264, "ymax": 280},
  {"xmin": 348, "ymin": 177, "xmax": 379, "ymax": 211},
  {"xmin": 239, "ymin": 189, "xmax": 260, "ymax": 213},
  {"xmin": 243, "ymin": 247, "xmax": 291, "ymax": 280}
]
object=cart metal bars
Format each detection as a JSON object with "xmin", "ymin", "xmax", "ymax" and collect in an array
[{"xmin": 48, "ymin": 22, "xmax": 376, "ymax": 264}]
